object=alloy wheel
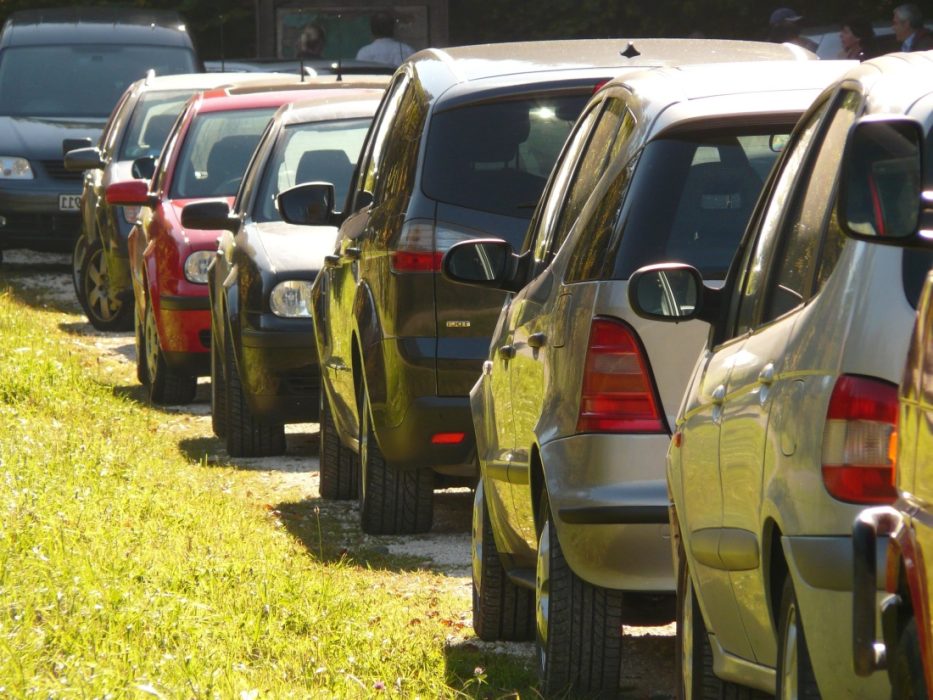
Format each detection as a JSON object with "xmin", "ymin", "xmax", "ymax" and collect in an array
[
  {"xmin": 144, "ymin": 302, "xmax": 161, "ymax": 384},
  {"xmin": 781, "ymin": 599, "xmax": 800, "ymax": 700},
  {"xmin": 84, "ymin": 246, "xmax": 121, "ymax": 323},
  {"xmin": 535, "ymin": 519, "xmax": 552, "ymax": 673}
]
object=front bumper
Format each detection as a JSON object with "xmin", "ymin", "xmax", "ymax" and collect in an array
[
  {"xmin": 0, "ymin": 182, "xmax": 82, "ymax": 252},
  {"xmin": 157, "ymin": 295, "xmax": 210, "ymax": 375}
]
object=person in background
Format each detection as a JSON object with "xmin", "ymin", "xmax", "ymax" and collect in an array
[
  {"xmin": 838, "ymin": 16, "xmax": 878, "ymax": 60},
  {"xmin": 298, "ymin": 23, "xmax": 325, "ymax": 59},
  {"xmin": 355, "ymin": 11, "xmax": 414, "ymax": 68},
  {"xmin": 768, "ymin": 7, "xmax": 818, "ymax": 51},
  {"xmin": 893, "ymin": 4, "xmax": 933, "ymax": 52}
]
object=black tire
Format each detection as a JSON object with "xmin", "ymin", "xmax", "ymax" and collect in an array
[
  {"xmin": 72, "ymin": 231, "xmax": 91, "ymax": 313},
  {"xmin": 358, "ymin": 388, "xmax": 433, "ymax": 534},
  {"xmin": 80, "ymin": 237, "xmax": 132, "ymax": 331},
  {"xmin": 472, "ymin": 482, "xmax": 534, "ymax": 641},
  {"xmin": 319, "ymin": 388, "xmax": 358, "ymax": 499},
  {"xmin": 134, "ymin": 302, "xmax": 147, "ymax": 385},
  {"xmin": 536, "ymin": 509, "xmax": 625, "ymax": 696},
  {"xmin": 890, "ymin": 616, "xmax": 927, "ymax": 699},
  {"xmin": 143, "ymin": 296, "xmax": 197, "ymax": 405},
  {"xmin": 224, "ymin": 326, "xmax": 285, "ymax": 457},
  {"xmin": 776, "ymin": 574, "xmax": 820, "ymax": 699},
  {"xmin": 210, "ymin": 322, "xmax": 227, "ymax": 439}
]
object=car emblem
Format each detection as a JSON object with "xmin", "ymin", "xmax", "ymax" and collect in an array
[{"xmin": 446, "ymin": 320, "xmax": 470, "ymax": 328}]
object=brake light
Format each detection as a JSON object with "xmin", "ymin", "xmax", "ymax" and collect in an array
[
  {"xmin": 821, "ymin": 375, "xmax": 898, "ymax": 504},
  {"xmin": 390, "ymin": 220, "xmax": 478, "ymax": 273},
  {"xmin": 431, "ymin": 432, "xmax": 465, "ymax": 445},
  {"xmin": 576, "ymin": 317, "xmax": 665, "ymax": 434}
]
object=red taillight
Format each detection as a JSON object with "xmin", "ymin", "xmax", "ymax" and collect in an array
[
  {"xmin": 821, "ymin": 375, "xmax": 898, "ymax": 504},
  {"xmin": 390, "ymin": 250, "xmax": 443, "ymax": 272},
  {"xmin": 389, "ymin": 220, "xmax": 476, "ymax": 274},
  {"xmin": 431, "ymin": 432, "xmax": 465, "ymax": 445},
  {"xmin": 576, "ymin": 317, "xmax": 665, "ymax": 434}
]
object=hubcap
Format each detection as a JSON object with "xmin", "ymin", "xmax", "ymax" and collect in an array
[
  {"xmin": 681, "ymin": 573, "xmax": 695, "ymax": 700},
  {"xmin": 471, "ymin": 486, "xmax": 484, "ymax": 597},
  {"xmin": 358, "ymin": 394, "xmax": 369, "ymax": 500},
  {"xmin": 781, "ymin": 600, "xmax": 799, "ymax": 700},
  {"xmin": 535, "ymin": 520, "xmax": 551, "ymax": 672},
  {"xmin": 144, "ymin": 303, "xmax": 160, "ymax": 383},
  {"xmin": 85, "ymin": 248, "xmax": 121, "ymax": 321}
]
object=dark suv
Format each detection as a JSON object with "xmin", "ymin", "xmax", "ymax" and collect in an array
[
  {"xmin": 0, "ymin": 8, "xmax": 200, "ymax": 259},
  {"xmin": 280, "ymin": 39, "xmax": 815, "ymax": 535}
]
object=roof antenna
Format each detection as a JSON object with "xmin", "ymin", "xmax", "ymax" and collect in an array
[{"xmin": 620, "ymin": 42, "xmax": 640, "ymax": 58}]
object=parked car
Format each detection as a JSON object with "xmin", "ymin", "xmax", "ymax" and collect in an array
[
  {"xmin": 626, "ymin": 51, "xmax": 933, "ymax": 699},
  {"xmin": 65, "ymin": 72, "xmax": 299, "ymax": 331},
  {"xmin": 278, "ymin": 38, "xmax": 817, "ymax": 536},
  {"xmin": 106, "ymin": 79, "xmax": 382, "ymax": 405},
  {"xmin": 180, "ymin": 90, "xmax": 382, "ymax": 456},
  {"xmin": 442, "ymin": 57, "xmax": 850, "ymax": 696},
  {"xmin": 839, "ymin": 53, "xmax": 933, "ymax": 700},
  {"xmin": 0, "ymin": 7, "xmax": 201, "ymax": 260}
]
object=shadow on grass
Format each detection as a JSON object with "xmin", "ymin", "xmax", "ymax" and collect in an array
[
  {"xmin": 111, "ymin": 381, "xmax": 212, "ymax": 414},
  {"xmin": 177, "ymin": 429, "xmax": 320, "ymax": 473},
  {"xmin": 0, "ymin": 254, "xmax": 84, "ymax": 316}
]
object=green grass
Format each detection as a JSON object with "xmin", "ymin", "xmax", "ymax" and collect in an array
[{"xmin": 0, "ymin": 287, "xmax": 536, "ymax": 698}]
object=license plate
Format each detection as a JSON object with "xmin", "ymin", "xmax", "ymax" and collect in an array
[{"xmin": 59, "ymin": 194, "xmax": 81, "ymax": 211}]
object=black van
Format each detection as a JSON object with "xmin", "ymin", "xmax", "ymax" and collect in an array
[{"xmin": 0, "ymin": 8, "xmax": 201, "ymax": 258}]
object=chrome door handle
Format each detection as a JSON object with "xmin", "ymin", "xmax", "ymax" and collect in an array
[
  {"xmin": 345, "ymin": 247, "xmax": 361, "ymax": 260},
  {"xmin": 527, "ymin": 332, "xmax": 546, "ymax": 349},
  {"xmin": 711, "ymin": 385, "xmax": 726, "ymax": 405},
  {"xmin": 758, "ymin": 363, "xmax": 775, "ymax": 385},
  {"xmin": 498, "ymin": 344, "xmax": 516, "ymax": 360}
]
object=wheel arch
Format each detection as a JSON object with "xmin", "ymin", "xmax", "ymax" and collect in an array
[
  {"xmin": 764, "ymin": 518, "xmax": 788, "ymax": 638},
  {"xmin": 530, "ymin": 443, "xmax": 547, "ymax": 538}
]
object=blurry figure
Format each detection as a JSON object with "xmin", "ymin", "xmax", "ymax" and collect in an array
[
  {"xmin": 768, "ymin": 7, "xmax": 818, "ymax": 51},
  {"xmin": 298, "ymin": 23, "xmax": 325, "ymax": 59},
  {"xmin": 893, "ymin": 4, "xmax": 933, "ymax": 52},
  {"xmin": 838, "ymin": 16, "xmax": 878, "ymax": 60},
  {"xmin": 355, "ymin": 11, "xmax": 414, "ymax": 68}
]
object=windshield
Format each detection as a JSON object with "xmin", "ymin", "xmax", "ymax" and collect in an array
[
  {"xmin": 0, "ymin": 46, "xmax": 198, "ymax": 118},
  {"xmin": 169, "ymin": 108, "xmax": 276, "ymax": 199},
  {"xmin": 253, "ymin": 117, "xmax": 370, "ymax": 223},
  {"xmin": 422, "ymin": 95, "xmax": 588, "ymax": 218},
  {"xmin": 119, "ymin": 90, "xmax": 192, "ymax": 160}
]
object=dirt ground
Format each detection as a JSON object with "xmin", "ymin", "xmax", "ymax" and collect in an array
[{"xmin": 0, "ymin": 249, "xmax": 677, "ymax": 699}]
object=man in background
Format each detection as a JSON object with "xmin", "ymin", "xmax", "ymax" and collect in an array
[
  {"xmin": 356, "ymin": 11, "xmax": 414, "ymax": 68},
  {"xmin": 893, "ymin": 4, "xmax": 933, "ymax": 52}
]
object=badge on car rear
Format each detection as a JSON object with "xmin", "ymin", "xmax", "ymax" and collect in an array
[{"xmin": 446, "ymin": 320, "xmax": 470, "ymax": 328}]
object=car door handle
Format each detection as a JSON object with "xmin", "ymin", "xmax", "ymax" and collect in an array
[
  {"xmin": 344, "ymin": 247, "xmax": 361, "ymax": 260},
  {"xmin": 758, "ymin": 363, "xmax": 775, "ymax": 385},
  {"xmin": 324, "ymin": 254, "xmax": 340, "ymax": 267},
  {"xmin": 498, "ymin": 344, "xmax": 516, "ymax": 360},
  {"xmin": 527, "ymin": 332, "xmax": 546, "ymax": 349},
  {"xmin": 711, "ymin": 385, "xmax": 726, "ymax": 405}
]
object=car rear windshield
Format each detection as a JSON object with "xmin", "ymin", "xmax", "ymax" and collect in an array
[
  {"xmin": 119, "ymin": 90, "xmax": 193, "ymax": 160},
  {"xmin": 253, "ymin": 117, "xmax": 371, "ymax": 223},
  {"xmin": 421, "ymin": 94, "xmax": 588, "ymax": 218},
  {"xmin": 602, "ymin": 130, "xmax": 789, "ymax": 281},
  {"xmin": 169, "ymin": 108, "xmax": 276, "ymax": 200},
  {"xmin": 0, "ymin": 46, "xmax": 198, "ymax": 118}
]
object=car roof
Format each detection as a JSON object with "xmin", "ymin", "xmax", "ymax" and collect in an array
[
  {"xmin": 843, "ymin": 51, "xmax": 933, "ymax": 117},
  {"xmin": 414, "ymin": 38, "xmax": 815, "ymax": 109},
  {"xmin": 1, "ymin": 8, "xmax": 192, "ymax": 48},
  {"xmin": 130, "ymin": 72, "xmax": 315, "ymax": 95},
  {"xmin": 275, "ymin": 91, "xmax": 384, "ymax": 126},
  {"xmin": 191, "ymin": 81, "xmax": 385, "ymax": 114}
]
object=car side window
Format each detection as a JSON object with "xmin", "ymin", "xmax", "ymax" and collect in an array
[
  {"xmin": 100, "ymin": 90, "xmax": 132, "ymax": 156},
  {"xmin": 356, "ymin": 74, "xmax": 409, "ymax": 206},
  {"xmin": 372, "ymin": 80, "xmax": 427, "ymax": 206}
]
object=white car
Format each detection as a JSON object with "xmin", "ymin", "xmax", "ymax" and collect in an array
[{"xmin": 629, "ymin": 51, "xmax": 933, "ymax": 698}]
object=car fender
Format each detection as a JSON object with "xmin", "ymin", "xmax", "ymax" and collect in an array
[
  {"xmin": 888, "ymin": 517, "xmax": 933, "ymax": 690},
  {"xmin": 353, "ymin": 280, "xmax": 388, "ymax": 424}
]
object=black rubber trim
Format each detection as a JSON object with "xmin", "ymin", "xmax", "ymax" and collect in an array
[
  {"xmin": 241, "ymin": 328, "xmax": 316, "ymax": 349},
  {"xmin": 558, "ymin": 505, "xmax": 669, "ymax": 525},
  {"xmin": 159, "ymin": 295, "xmax": 210, "ymax": 311}
]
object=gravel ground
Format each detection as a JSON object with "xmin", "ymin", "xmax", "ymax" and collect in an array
[{"xmin": 0, "ymin": 249, "xmax": 677, "ymax": 698}]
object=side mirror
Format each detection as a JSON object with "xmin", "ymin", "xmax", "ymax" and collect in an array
[
  {"xmin": 106, "ymin": 179, "xmax": 156, "ymax": 207},
  {"xmin": 277, "ymin": 182, "xmax": 336, "ymax": 226},
  {"xmin": 62, "ymin": 137, "xmax": 92, "ymax": 158},
  {"xmin": 131, "ymin": 156, "xmax": 156, "ymax": 181},
  {"xmin": 838, "ymin": 117, "xmax": 931, "ymax": 247},
  {"xmin": 628, "ymin": 263, "xmax": 705, "ymax": 322},
  {"xmin": 64, "ymin": 146, "xmax": 104, "ymax": 172},
  {"xmin": 181, "ymin": 200, "xmax": 240, "ymax": 233},
  {"xmin": 442, "ymin": 239, "xmax": 517, "ymax": 289}
]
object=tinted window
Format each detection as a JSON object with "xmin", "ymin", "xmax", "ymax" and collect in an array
[
  {"xmin": 169, "ymin": 108, "xmax": 276, "ymax": 199},
  {"xmin": 0, "ymin": 46, "xmax": 197, "ymax": 118},
  {"xmin": 903, "ymin": 129, "xmax": 933, "ymax": 309},
  {"xmin": 422, "ymin": 95, "xmax": 588, "ymax": 218},
  {"xmin": 119, "ymin": 90, "xmax": 192, "ymax": 160},
  {"xmin": 253, "ymin": 118, "xmax": 370, "ymax": 223}
]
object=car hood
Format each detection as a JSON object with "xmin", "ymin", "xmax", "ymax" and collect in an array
[
  {"xmin": 252, "ymin": 221, "xmax": 339, "ymax": 276},
  {"xmin": 0, "ymin": 116, "xmax": 104, "ymax": 159}
]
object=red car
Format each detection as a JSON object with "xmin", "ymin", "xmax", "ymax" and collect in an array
[{"xmin": 106, "ymin": 80, "xmax": 373, "ymax": 404}]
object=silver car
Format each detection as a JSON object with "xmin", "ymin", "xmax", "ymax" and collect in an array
[
  {"xmin": 628, "ymin": 51, "xmax": 933, "ymax": 698},
  {"xmin": 444, "ymin": 56, "xmax": 851, "ymax": 695}
]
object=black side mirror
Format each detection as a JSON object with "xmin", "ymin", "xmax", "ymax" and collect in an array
[
  {"xmin": 63, "ymin": 146, "xmax": 104, "ymax": 172},
  {"xmin": 628, "ymin": 263, "xmax": 705, "ymax": 322},
  {"xmin": 442, "ymin": 239, "xmax": 520, "ymax": 290},
  {"xmin": 838, "ymin": 117, "xmax": 931, "ymax": 247},
  {"xmin": 62, "ymin": 137, "xmax": 92, "ymax": 158},
  {"xmin": 181, "ymin": 200, "xmax": 240, "ymax": 233},
  {"xmin": 277, "ymin": 182, "xmax": 336, "ymax": 226},
  {"xmin": 131, "ymin": 156, "xmax": 156, "ymax": 181}
]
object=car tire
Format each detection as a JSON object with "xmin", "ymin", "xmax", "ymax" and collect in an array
[
  {"xmin": 471, "ymin": 482, "xmax": 534, "ymax": 641},
  {"xmin": 358, "ymin": 388, "xmax": 433, "ymax": 534},
  {"xmin": 890, "ymin": 616, "xmax": 927, "ymax": 699},
  {"xmin": 776, "ymin": 574, "xmax": 820, "ymax": 699},
  {"xmin": 536, "ymin": 508, "xmax": 624, "ymax": 696},
  {"xmin": 72, "ymin": 230, "xmax": 91, "ymax": 314},
  {"xmin": 210, "ymin": 323, "xmax": 227, "ymax": 439},
  {"xmin": 319, "ymin": 388, "xmax": 358, "ymax": 499},
  {"xmin": 134, "ymin": 302, "xmax": 147, "ymax": 385},
  {"xmin": 223, "ymin": 326, "xmax": 285, "ymax": 457},
  {"xmin": 144, "ymin": 296, "xmax": 197, "ymax": 405},
  {"xmin": 80, "ymin": 237, "xmax": 132, "ymax": 331}
]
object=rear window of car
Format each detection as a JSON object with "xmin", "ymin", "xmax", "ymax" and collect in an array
[
  {"xmin": 0, "ymin": 46, "xmax": 198, "ymax": 118},
  {"xmin": 119, "ymin": 90, "xmax": 193, "ymax": 160},
  {"xmin": 169, "ymin": 108, "xmax": 276, "ymax": 199},
  {"xmin": 570, "ymin": 128, "xmax": 790, "ymax": 282},
  {"xmin": 253, "ymin": 117, "xmax": 371, "ymax": 223},
  {"xmin": 421, "ymin": 94, "xmax": 588, "ymax": 218}
]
